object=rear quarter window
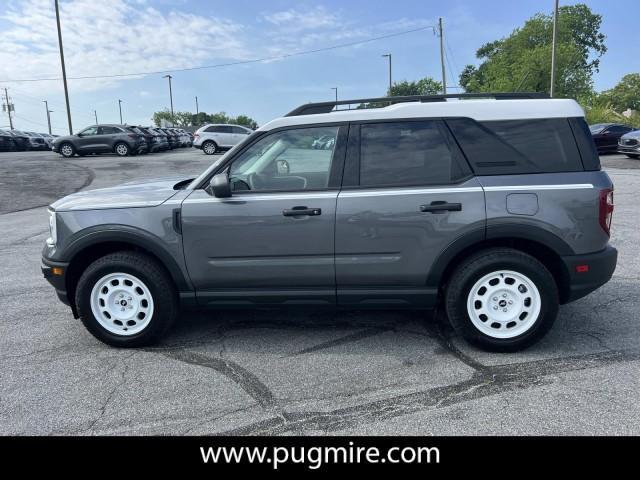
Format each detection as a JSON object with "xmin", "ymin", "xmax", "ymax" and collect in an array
[{"xmin": 446, "ymin": 118, "xmax": 584, "ymax": 175}]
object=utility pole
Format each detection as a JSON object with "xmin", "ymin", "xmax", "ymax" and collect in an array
[
  {"xmin": 331, "ymin": 87, "xmax": 338, "ymax": 110},
  {"xmin": 438, "ymin": 17, "xmax": 446, "ymax": 94},
  {"xmin": 163, "ymin": 75, "xmax": 174, "ymax": 125},
  {"xmin": 43, "ymin": 100, "xmax": 52, "ymax": 134},
  {"xmin": 55, "ymin": 0, "xmax": 73, "ymax": 134},
  {"xmin": 195, "ymin": 96, "xmax": 199, "ymax": 115},
  {"xmin": 3, "ymin": 88, "xmax": 13, "ymax": 130},
  {"xmin": 118, "ymin": 99, "xmax": 123, "ymax": 124},
  {"xmin": 382, "ymin": 54, "xmax": 392, "ymax": 95},
  {"xmin": 94, "ymin": 110, "xmax": 98, "ymax": 124},
  {"xmin": 550, "ymin": 0, "xmax": 560, "ymax": 97}
]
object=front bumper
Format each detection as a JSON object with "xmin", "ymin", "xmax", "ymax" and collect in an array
[
  {"xmin": 618, "ymin": 145, "xmax": 640, "ymax": 155},
  {"xmin": 41, "ymin": 257, "xmax": 71, "ymax": 307},
  {"xmin": 560, "ymin": 245, "xmax": 617, "ymax": 303}
]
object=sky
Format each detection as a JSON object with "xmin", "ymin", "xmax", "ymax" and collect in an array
[{"xmin": 0, "ymin": 0, "xmax": 637, "ymax": 134}]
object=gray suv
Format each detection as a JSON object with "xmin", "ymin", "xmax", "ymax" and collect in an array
[
  {"xmin": 52, "ymin": 124, "xmax": 146, "ymax": 157},
  {"xmin": 42, "ymin": 93, "xmax": 617, "ymax": 351}
]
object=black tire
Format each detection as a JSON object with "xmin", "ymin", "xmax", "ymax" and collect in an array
[
  {"xmin": 625, "ymin": 154, "xmax": 639, "ymax": 159},
  {"xmin": 202, "ymin": 140, "xmax": 218, "ymax": 155},
  {"xmin": 75, "ymin": 251, "xmax": 178, "ymax": 347},
  {"xmin": 114, "ymin": 142, "xmax": 130, "ymax": 157},
  {"xmin": 59, "ymin": 142, "xmax": 75, "ymax": 158},
  {"xmin": 444, "ymin": 248, "xmax": 559, "ymax": 352}
]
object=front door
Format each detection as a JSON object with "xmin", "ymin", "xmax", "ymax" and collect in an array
[
  {"xmin": 75, "ymin": 126, "xmax": 100, "ymax": 152},
  {"xmin": 181, "ymin": 124, "xmax": 347, "ymax": 306},
  {"xmin": 335, "ymin": 120, "xmax": 486, "ymax": 306}
]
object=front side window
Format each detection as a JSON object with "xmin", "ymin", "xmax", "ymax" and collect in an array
[
  {"xmin": 359, "ymin": 120, "xmax": 467, "ymax": 187},
  {"xmin": 79, "ymin": 126, "xmax": 98, "ymax": 136},
  {"xmin": 228, "ymin": 126, "xmax": 339, "ymax": 192}
]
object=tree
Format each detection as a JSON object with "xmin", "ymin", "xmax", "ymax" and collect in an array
[
  {"xmin": 389, "ymin": 77, "xmax": 443, "ymax": 96},
  {"xmin": 152, "ymin": 109, "xmax": 173, "ymax": 127},
  {"xmin": 151, "ymin": 110, "xmax": 259, "ymax": 129},
  {"xmin": 459, "ymin": 4, "xmax": 606, "ymax": 98},
  {"xmin": 599, "ymin": 73, "xmax": 640, "ymax": 112}
]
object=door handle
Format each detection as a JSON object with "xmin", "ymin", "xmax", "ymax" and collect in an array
[
  {"xmin": 420, "ymin": 201, "xmax": 462, "ymax": 213},
  {"xmin": 283, "ymin": 206, "xmax": 322, "ymax": 217}
]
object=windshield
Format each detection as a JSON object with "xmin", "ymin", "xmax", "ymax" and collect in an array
[{"xmin": 589, "ymin": 123, "xmax": 608, "ymax": 133}]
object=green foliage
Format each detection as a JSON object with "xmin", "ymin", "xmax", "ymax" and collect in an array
[
  {"xmin": 580, "ymin": 93, "xmax": 640, "ymax": 128},
  {"xmin": 459, "ymin": 3, "xmax": 606, "ymax": 98},
  {"xmin": 388, "ymin": 77, "xmax": 443, "ymax": 96},
  {"xmin": 151, "ymin": 110, "xmax": 258, "ymax": 129},
  {"xmin": 599, "ymin": 73, "xmax": 640, "ymax": 112}
]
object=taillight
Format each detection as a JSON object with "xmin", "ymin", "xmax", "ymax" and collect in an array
[
  {"xmin": 194, "ymin": 133, "xmax": 199, "ymax": 139},
  {"xmin": 599, "ymin": 188, "xmax": 614, "ymax": 236}
]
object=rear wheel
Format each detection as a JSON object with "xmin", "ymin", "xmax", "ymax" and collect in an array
[
  {"xmin": 75, "ymin": 251, "xmax": 178, "ymax": 347},
  {"xmin": 60, "ymin": 142, "xmax": 75, "ymax": 157},
  {"xmin": 202, "ymin": 140, "xmax": 217, "ymax": 155},
  {"xmin": 114, "ymin": 142, "xmax": 130, "ymax": 156},
  {"xmin": 445, "ymin": 248, "xmax": 558, "ymax": 352}
]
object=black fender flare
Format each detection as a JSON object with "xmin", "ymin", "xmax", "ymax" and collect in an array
[
  {"xmin": 62, "ymin": 225, "xmax": 192, "ymax": 291},
  {"xmin": 426, "ymin": 224, "xmax": 575, "ymax": 287}
]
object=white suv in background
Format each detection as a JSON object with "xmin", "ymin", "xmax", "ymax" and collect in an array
[{"xmin": 193, "ymin": 124, "xmax": 253, "ymax": 155}]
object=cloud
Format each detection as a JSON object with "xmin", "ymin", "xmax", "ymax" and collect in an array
[{"xmin": 0, "ymin": 0, "xmax": 249, "ymax": 92}]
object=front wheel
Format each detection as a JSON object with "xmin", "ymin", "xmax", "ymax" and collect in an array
[
  {"xmin": 114, "ymin": 142, "xmax": 130, "ymax": 157},
  {"xmin": 59, "ymin": 142, "xmax": 75, "ymax": 158},
  {"xmin": 202, "ymin": 140, "xmax": 217, "ymax": 155},
  {"xmin": 75, "ymin": 251, "xmax": 178, "ymax": 347},
  {"xmin": 445, "ymin": 248, "xmax": 558, "ymax": 352}
]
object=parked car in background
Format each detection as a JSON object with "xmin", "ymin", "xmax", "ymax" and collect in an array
[
  {"xmin": 618, "ymin": 129, "xmax": 640, "ymax": 159},
  {"xmin": 159, "ymin": 128, "xmax": 179, "ymax": 149},
  {"xmin": 24, "ymin": 131, "xmax": 50, "ymax": 150},
  {"xmin": 40, "ymin": 133, "xmax": 55, "ymax": 149},
  {"xmin": 147, "ymin": 127, "xmax": 170, "ymax": 151},
  {"xmin": 52, "ymin": 124, "xmax": 146, "ymax": 157},
  {"xmin": 590, "ymin": 123, "xmax": 635, "ymax": 153},
  {"xmin": 193, "ymin": 124, "xmax": 253, "ymax": 155},
  {"xmin": 7, "ymin": 130, "xmax": 30, "ymax": 151},
  {"xmin": 0, "ymin": 129, "xmax": 17, "ymax": 151}
]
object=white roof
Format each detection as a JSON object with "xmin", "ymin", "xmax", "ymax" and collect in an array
[{"xmin": 259, "ymin": 98, "xmax": 585, "ymax": 131}]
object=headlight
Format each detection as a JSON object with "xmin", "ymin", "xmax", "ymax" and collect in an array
[{"xmin": 47, "ymin": 209, "xmax": 57, "ymax": 246}]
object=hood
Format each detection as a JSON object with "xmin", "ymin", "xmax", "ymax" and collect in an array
[
  {"xmin": 51, "ymin": 176, "xmax": 191, "ymax": 212},
  {"xmin": 621, "ymin": 129, "xmax": 640, "ymax": 139}
]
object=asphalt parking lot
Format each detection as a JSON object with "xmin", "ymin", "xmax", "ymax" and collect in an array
[{"xmin": 1, "ymin": 149, "xmax": 639, "ymax": 435}]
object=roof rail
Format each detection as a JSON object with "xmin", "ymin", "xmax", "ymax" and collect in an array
[{"xmin": 285, "ymin": 92, "xmax": 550, "ymax": 117}]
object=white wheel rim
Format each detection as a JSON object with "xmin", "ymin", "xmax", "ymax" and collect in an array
[
  {"xmin": 204, "ymin": 143, "xmax": 215, "ymax": 154},
  {"xmin": 61, "ymin": 145, "xmax": 72, "ymax": 156},
  {"xmin": 466, "ymin": 270, "xmax": 541, "ymax": 339},
  {"xmin": 90, "ymin": 273, "xmax": 154, "ymax": 336},
  {"xmin": 116, "ymin": 144, "xmax": 128, "ymax": 155}
]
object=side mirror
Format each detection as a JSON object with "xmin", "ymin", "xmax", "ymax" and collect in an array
[
  {"xmin": 209, "ymin": 173, "xmax": 231, "ymax": 198},
  {"xmin": 276, "ymin": 159, "xmax": 290, "ymax": 175}
]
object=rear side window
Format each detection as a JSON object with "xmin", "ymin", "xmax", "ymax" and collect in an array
[
  {"xmin": 359, "ymin": 120, "xmax": 469, "ymax": 187},
  {"xmin": 568, "ymin": 117, "xmax": 600, "ymax": 171},
  {"xmin": 446, "ymin": 118, "xmax": 583, "ymax": 175}
]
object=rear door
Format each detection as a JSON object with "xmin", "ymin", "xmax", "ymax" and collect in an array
[{"xmin": 335, "ymin": 119, "xmax": 485, "ymax": 306}]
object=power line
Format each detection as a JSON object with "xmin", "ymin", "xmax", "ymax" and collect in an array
[{"xmin": 0, "ymin": 25, "xmax": 436, "ymax": 83}]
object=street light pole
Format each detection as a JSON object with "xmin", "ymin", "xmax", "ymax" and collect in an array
[
  {"xmin": 438, "ymin": 17, "xmax": 447, "ymax": 94},
  {"xmin": 43, "ymin": 100, "xmax": 52, "ymax": 134},
  {"xmin": 382, "ymin": 54, "xmax": 392, "ymax": 95},
  {"xmin": 54, "ymin": 0, "xmax": 73, "ymax": 135},
  {"xmin": 331, "ymin": 87, "xmax": 338, "ymax": 110},
  {"xmin": 94, "ymin": 110, "xmax": 98, "ymax": 124},
  {"xmin": 118, "ymin": 99, "xmax": 123, "ymax": 124},
  {"xmin": 195, "ymin": 96, "xmax": 199, "ymax": 115},
  {"xmin": 550, "ymin": 0, "xmax": 560, "ymax": 97},
  {"xmin": 4, "ymin": 88, "xmax": 13, "ymax": 130},
  {"xmin": 163, "ymin": 75, "xmax": 174, "ymax": 125}
]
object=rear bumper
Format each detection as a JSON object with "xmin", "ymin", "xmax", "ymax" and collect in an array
[{"xmin": 561, "ymin": 245, "xmax": 617, "ymax": 303}]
